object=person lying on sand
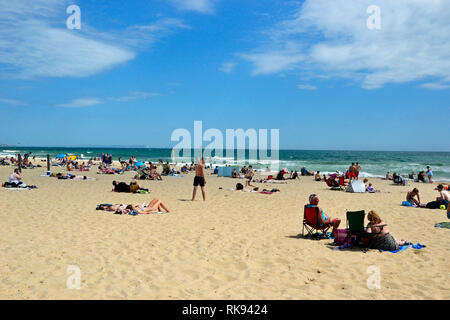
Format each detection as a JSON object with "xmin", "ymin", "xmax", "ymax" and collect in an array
[
  {"xmin": 406, "ymin": 188, "xmax": 421, "ymax": 206},
  {"xmin": 366, "ymin": 210, "xmax": 409, "ymax": 251},
  {"xmin": 126, "ymin": 198, "xmax": 171, "ymax": 214},
  {"xmin": 52, "ymin": 173, "xmax": 96, "ymax": 181},
  {"xmin": 253, "ymin": 178, "xmax": 287, "ymax": 184},
  {"xmin": 307, "ymin": 194, "xmax": 341, "ymax": 236},
  {"xmin": 112, "ymin": 180, "xmax": 148, "ymax": 193},
  {"xmin": 98, "ymin": 204, "xmax": 126, "ymax": 212}
]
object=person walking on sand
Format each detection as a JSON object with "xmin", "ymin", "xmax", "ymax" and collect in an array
[
  {"xmin": 245, "ymin": 165, "xmax": 255, "ymax": 187},
  {"xmin": 192, "ymin": 157, "xmax": 206, "ymax": 201}
]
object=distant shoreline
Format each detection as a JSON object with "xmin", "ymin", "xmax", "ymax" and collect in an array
[{"xmin": 3, "ymin": 146, "xmax": 450, "ymax": 153}]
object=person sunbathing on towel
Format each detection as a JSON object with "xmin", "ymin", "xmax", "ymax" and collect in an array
[
  {"xmin": 53, "ymin": 173, "xmax": 96, "ymax": 180},
  {"xmin": 307, "ymin": 194, "xmax": 341, "ymax": 236},
  {"xmin": 112, "ymin": 180, "xmax": 148, "ymax": 193},
  {"xmin": 126, "ymin": 198, "xmax": 171, "ymax": 214},
  {"xmin": 3, "ymin": 168, "xmax": 27, "ymax": 188}
]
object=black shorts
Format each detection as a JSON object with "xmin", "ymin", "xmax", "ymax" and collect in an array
[{"xmin": 193, "ymin": 176, "xmax": 205, "ymax": 187}]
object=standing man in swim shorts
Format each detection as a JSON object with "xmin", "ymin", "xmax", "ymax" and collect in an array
[
  {"xmin": 348, "ymin": 163, "xmax": 356, "ymax": 180},
  {"xmin": 245, "ymin": 165, "xmax": 255, "ymax": 188},
  {"xmin": 355, "ymin": 162, "xmax": 361, "ymax": 180},
  {"xmin": 192, "ymin": 157, "xmax": 206, "ymax": 201}
]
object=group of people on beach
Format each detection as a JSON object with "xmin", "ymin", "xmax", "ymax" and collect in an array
[
  {"xmin": 1, "ymin": 152, "xmax": 40, "ymax": 169},
  {"xmin": 406, "ymin": 185, "xmax": 450, "ymax": 210},
  {"xmin": 386, "ymin": 166, "xmax": 434, "ymax": 184},
  {"xmin": 4, "ymin": 152, "xmax": 449, "ymax": 229},
  {"xmin": 2, "ymin": 168, "xmax": 37, "ymax": 189},
  {"xmin": 307, "ymin": 193, "xmax": 409, "ymax": 251},
  {"xmin": 346, "ymin": 162, "xmax": 362, "ymax": 180}
]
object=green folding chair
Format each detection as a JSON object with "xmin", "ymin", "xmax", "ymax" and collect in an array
[
  {"xmin": 345, "ymin": 210, "xmax": 387, "ymax": 247},
  {"xmin": 345, "ymin": 210, "xmax": 366, "ymax": 245},
  {"xmin": 136, "ymin": 168, "xmax": 151, "ymax": 180}
]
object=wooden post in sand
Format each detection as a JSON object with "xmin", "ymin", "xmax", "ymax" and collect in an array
[
  {"xmin": 18, "ymin": 153, "xmax": 22, "ymax": 173},
  {"xmin": 47, "ymin": 154, "xmax": 50, "ymax": 174}
]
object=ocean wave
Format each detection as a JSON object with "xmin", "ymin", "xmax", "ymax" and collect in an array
[{"xmin": 1, "ymin": 150, "xmax": 19, "ymax": 153}]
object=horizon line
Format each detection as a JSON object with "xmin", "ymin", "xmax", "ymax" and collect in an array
[{"xmin": 2, "ymin": 145, "xmax": 450, "ymax": 153}]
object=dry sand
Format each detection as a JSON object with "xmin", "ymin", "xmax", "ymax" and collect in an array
[{"xmin": 0, "ymin": 163, "xmax": 449, "ymax": 299}]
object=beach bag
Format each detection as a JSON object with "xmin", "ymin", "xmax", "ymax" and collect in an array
[
  {"xmin": 426, "ymin": 201, "xmax": 441, "ymax": 209},
  {"xmin": 334, "ymin": 229, "xmax": 350, "ymax": 245},
  {"xmin": 236, "ymin": 183, "xmax": 244, "ymax": 190},
  {"xmin": 402, "ymin": 201, "xmax": 414, "ymax": 207}
]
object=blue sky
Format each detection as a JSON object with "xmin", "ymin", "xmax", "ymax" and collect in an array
[{"xmin": 0, "ymin": 0, "xmax": 449, "ymax": 151}]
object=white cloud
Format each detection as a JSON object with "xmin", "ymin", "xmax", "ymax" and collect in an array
[
  {"xmin": 109, "ymin": 91, "xmax": 160, "ymax": 102},
  {"xmin": 219, "ymin": 62, "xmax": 236, "ymax": 74},
  {"xmin": 297, "ymin": 84, "xmax": 317, "ymax": 90},
  {"xmin": 419, "ymin": 83, "xmax": 450, "ymax": 91},
  {"xmin": 0, "ymin": 1, "xmax": 188, "ymax": 79},
  {"xmin": 240, "ymin": 44, "xmax": 306, "ymax": 75},
  {"xmin": 56, "ymin": 98, "xmax": 103, "ymax": 108},
  {"xmin": 169, "ymin": 0, "xmax": 216, "ymax": 14},
  {"xmin": 56, "ymin": 91, "xmax": 160, "ymax": 107},
  {"xmin": 0, "ymin": 98, "xmax": 26, "ymax": 106},
  {"xmin": 242, "ymin": 0, "xmax": 450, "ymax": 89}
]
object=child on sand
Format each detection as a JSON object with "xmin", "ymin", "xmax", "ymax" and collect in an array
[{"xmin": 426, "ymin": 166, "xmax": 433, "ymax": 183}]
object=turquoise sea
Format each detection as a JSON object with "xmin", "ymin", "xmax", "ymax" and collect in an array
[{"xmin": 2, "ymin": 147, "xmax": 450, "ymax": 181}]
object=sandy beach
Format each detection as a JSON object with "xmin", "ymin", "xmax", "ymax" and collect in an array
[{"xmin": 1, "ymin": 163, "xmax": 449, "ymax": 300}]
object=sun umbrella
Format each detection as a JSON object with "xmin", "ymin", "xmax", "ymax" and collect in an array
[
  {"xmin": 135, "ymin": 161, "xmax": 145, "ymax": 168},
  {"xmin": 56, "ymin": 153, "xmax": 67, "ymax": 158}
]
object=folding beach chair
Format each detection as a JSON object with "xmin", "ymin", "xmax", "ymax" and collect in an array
[
  {"xmin": 345, "ymin": 210, "xmax": 388, "ymax": 247},
  {"xmin": 302, "ymin": 205, "xmax": 331, "ymax": 239},
  {"xmin": 346, "ymin": 210, "xmax": 365, "ymax": 238},
  {"xmin": 136, "ymin": 168, "xmax": 151, "ymax": 180}
]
